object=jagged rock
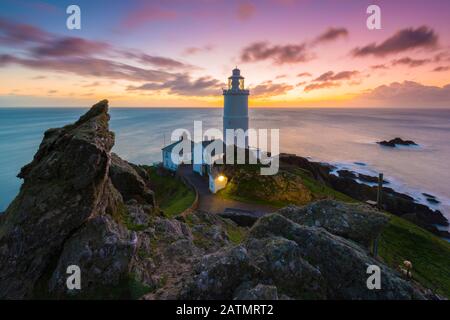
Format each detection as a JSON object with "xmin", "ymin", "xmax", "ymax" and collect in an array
[
  {"xmin": 0, "ymin": 100, "xmax": 115, "ymax": 299},
  {"xmin": 244, "ymin": 237, "xmax": 327, "ymax": 299},
  {"xmin": 234, "ymin": 283, "xmax": 279, "ymax": 300},
  {"xmin": 49, "ymin": 214, "xmax": 137, "ymax": 298},
  {"xmin": 249, "ymin": 214, "xmax": 426, "ymax": 300},
  {"xmin": 181, "ymin": 246, "xmax": 260, "ymax": 300},
  {"xmin": 0, "ymin": 100, "xmax": 159, "ymax": 299},
  {"xmin": 377, "ymin": 138, "xmax": 418, "ymax": 147},
  {"xmin": 183, "ymin": 212, "xmax": 425, "ymax": 300},
  {"xmin": 110, "ymin": 153, "xmax": 155, "ymax": 205},
  {"xmin": 277, "ymin": 200, "xmax": 389, "ymax": 247}
]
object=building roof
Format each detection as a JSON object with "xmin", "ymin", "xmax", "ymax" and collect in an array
[{"xmin": 161, "ymin": 139, "xmax": 225, "ymax": 153}]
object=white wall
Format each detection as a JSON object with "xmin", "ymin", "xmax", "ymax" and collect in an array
[
  {"xmin": 209, "ymin": 175, "xmax": 228, "ymax": 193},
  {"xmin": 162, "ymin": 150, "xmax": 178, "ymax": 171}
]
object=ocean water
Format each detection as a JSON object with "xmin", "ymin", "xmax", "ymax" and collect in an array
[{"xmin": 0, "ymin": 107, "xmax": 449, "ymax": 229}]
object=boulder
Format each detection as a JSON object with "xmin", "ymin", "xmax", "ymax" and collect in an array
[
  {"xmin": 48, "ymin": 214, "xmax": 137, "ymax": 298},
  {"xmin": 233, "ymin": 283, "xmax": 279, "ymax": 300},
  {"xmin": 110, "ymin": 153, "xmax": 155, "ymax": 205},
  {"xmin": 377, "ymin": 138, "xmax": 418, "ymax": 147},
  {"xmin": 181, "ymin": 246, "xmax": 260, "ymax": 300},
  {"xmin": 276, "ymin": 200, "xmax": 389, "ymax": 247}
]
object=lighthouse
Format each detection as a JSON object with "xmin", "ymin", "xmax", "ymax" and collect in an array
[{"xmin": 223, "ymin": 68, "xmax": 249, "ymax": 147}]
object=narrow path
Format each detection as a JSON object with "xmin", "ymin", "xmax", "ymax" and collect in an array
[{"xmin": 178, "ymin": 165, "xmax": 276, "ymax": 215}]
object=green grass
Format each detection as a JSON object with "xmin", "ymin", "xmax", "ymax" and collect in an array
[
  {"xmin": 217, "ymin": 166, "xmax": 355, "ymax": 208},
  {"xmin": 217, "ymin": 180, "xmax": 285, "ymax": 208},
  {"xmin": 289, "ymin": 168, "xmax": 356, "ymax": 203},
  {"xmin": 145, "ymin": 166, "xmax": 195, "ymax": 218},
  {"xmin": 379, "ymin": 214, "xmax": 450, "ymax": 298},
  {"xmin": 225, "ymin": 223, "xmax": 247, "ymax": 244}
]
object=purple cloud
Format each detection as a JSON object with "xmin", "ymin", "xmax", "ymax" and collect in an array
[
  {"xmin": 352, "ymin": 26, "xmax": 438, "ymax": 57},
  {"xmin": 127, "ymin": 74, "xmax": 223, "ymax": 96},
  {"xmin": 31, "ymin": 38, "xmax": 110, "ymax": 57},
  {"xmin": 313, "ymin": 27, "xmax": 348, "ymax": 44},
  {"xmin": 314, "ymin": 70, "xmax": 359, "ymax": 82},
  {"xmin": 241, "ymin": 41, "xmax": 312, "ymax": 64},
  {"xmin": 391, "ymin": 57, "xmax": 430, "ymax": 67},
  {"xmin": 251, "ymin": 81, "xmax": 294, "ymax": 97},
  {"xmin": 0, "ymin": 17, "xmax": 50, "ymax": 44}
]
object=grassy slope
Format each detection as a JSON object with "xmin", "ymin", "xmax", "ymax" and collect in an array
[
  {"xmin": 379, "ymin": 215, "xmax": 450, "ymax": 298},
  {"xmin": 145, "ymin": 166, "xmax": 195, "ymax": 218},
  {"xmin": 218, "ymin": 167, "xmax": 355, "ymax": 208}
]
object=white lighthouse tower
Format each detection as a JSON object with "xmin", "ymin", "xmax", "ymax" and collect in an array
[{"xmin": 223, "ymin": 68, "xmax": 249, "ymax": 147}]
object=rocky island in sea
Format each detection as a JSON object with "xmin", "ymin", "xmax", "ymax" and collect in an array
[{"xmin": 0, "ymin": 101, "xmax": 449, "ymax": 300}]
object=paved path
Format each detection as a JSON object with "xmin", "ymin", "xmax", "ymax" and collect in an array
[{"xmin": 179, "ymin": 165, "xmax": 277, "ymax": 215}]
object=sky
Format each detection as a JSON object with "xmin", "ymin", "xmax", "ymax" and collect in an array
[{"xmin": 0, "ymin": 0, "xmax": 450, "ymax": 108}]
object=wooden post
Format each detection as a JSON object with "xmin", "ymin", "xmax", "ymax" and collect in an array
[
  {"xmin": 376, "ymin": 173, "xmax": 383, "ymax": 210},
  {"xmin": 373, "ymin": 236, "xmax": 379, "ymax": 258}
]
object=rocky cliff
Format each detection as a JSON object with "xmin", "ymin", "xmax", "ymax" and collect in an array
[{"xmin": 0, "ymin": 101, "xmax": 435, "ymax": 300}]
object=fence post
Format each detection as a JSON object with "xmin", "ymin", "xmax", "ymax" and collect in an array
[{"xmin": 376, "ymin": 173, "xmax": 383, "ymax": 210}]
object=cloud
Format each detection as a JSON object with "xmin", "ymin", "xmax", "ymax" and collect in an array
[
  {"xmin": 241, "ymin": 41, "xmax": 312, "ymax": 64},
  {"xmin": 352, "ymin": 26, "xmax": 438, "ymax": 57},
  {"xmin": 251, "ymin": 81, "xmax": 294, "ymax": 97},
  {"xmin": 121, "ymin": 6, "xmax": 177, "ymax": 29},
  {"xmin": 361, "ymin": 81, "xmax": 450, "ymax": 104},
  {"xmin": 313, "ymin": 27, "xmax": 348, "ymax": 44},
  {"xmin": 391, "ymin": 57, "xmax": 430, "ymax": 67},
  {"xmin": 304, "ymin": 82, "xmax": 340, "ymax": 92},
  {"xmin": 31, "ymin": 37, "xmax": 110, "ymax": 57},
  {"xmin": 314, "ymin": 70, "xmax": 359, "ymax": 82},
  {"xmin": 0, "ymin": 17, "xmax": 198, "ymax": 86},
  {"xmin": 237, "ymin": 2, "xmax": 256, "ymax": 21},
  {"xmin": 239, "ymin": 27, "xmax": 347, "ymax": 65},
  {"xmin": 297, "ymin": 72, "xmax": 312, "ymax": 77},
  {"xmin": 0, "ymin": 54, "xmax": 174, "ymax": 83},
  {"xmin": 371, "ymin": 64, "xmax": 389, "ymax": 70},
  {"xmin": 120, "ymin": 51, "xmax": 193, "ymax": 69},
  {"xmin": 183, "ymin": 45, "xmax": 214, "ymax": 55},
  {"xmin": 433, "ymin": 66, "xmax": 450, "ymax": 72},
  {"xmin": 127, "ymin": 74, "xmax": 223, "ymax": 96},
  {"xmin": 0, "ymin": 17, "xmax": 50, "ymax": 44}
]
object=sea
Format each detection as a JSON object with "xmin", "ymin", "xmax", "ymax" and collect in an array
[{"xmin": 0, "ymin": 107, "xmax": 449, "ymax": 232}]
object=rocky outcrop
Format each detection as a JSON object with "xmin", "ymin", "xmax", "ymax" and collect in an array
[
  {"xmin": 0, "ymin": 100, "xmax": 157, "ymax": 299},
  {"xmin": 182, "ymin": 213, "xmax": 426, "ymax": 300},
  {"xmin": 0, "ymin": 100, "xmax": 117, "ymax": 299},
  {"xmin": 377, "ymin": 138, "xmax": 418, "ymax": 147},
  {"xmin": 277, "ymin": 200, "xmax": 389, "ymax": 247}
]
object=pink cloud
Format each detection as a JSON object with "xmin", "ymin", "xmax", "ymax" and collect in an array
[{"xmin": 237, "ymin": 2, "xmax": 256, "ymax": 21}]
